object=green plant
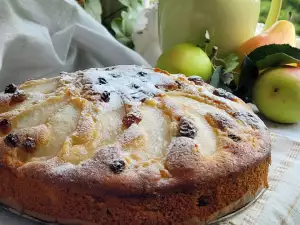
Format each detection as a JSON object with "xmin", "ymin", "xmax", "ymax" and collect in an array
[
  {"xmin": 79, "ymin": 0, "xmax": 102, "ymax": 22},
  {"xmin": 260, "ymin": 0, "xmax": 300, "ymax": 35},
  {"xmin": 111, "ymin": 0, "xmax": 145, "ymax": 48},
  {"xmin": 78, "ymin": 0, "xmax": 145, "ymax": 48}
]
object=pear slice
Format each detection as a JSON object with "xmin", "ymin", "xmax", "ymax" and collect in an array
[{"xmin": 163, "ymin": 95, "xmax": 218, "ymax": 156}]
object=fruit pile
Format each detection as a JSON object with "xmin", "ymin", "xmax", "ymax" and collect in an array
[{"xmin": 156, "ymin": 17, "xmax": 300, "ymax": 124}]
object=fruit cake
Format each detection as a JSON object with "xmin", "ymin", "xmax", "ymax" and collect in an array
[{"xmin": 0, "ymin": 65, "xmax": 271, "ymax": 224}]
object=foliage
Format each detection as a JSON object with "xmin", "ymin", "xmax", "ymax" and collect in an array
[
  {"xmin": 260, "ymin": 0, "xmax": 300, "ymax": 35},
  {"xmin": 83, "ymin": 0, "xmax": 102, "ymax": 22},
  {"xmin": 211, "ymin": 44, "xmax": 300, "ymax": 103},
  {"xmin": 111, "ymin": 0, "xmax": 144, "ymax": 48}
]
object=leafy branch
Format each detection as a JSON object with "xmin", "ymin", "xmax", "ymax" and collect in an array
[{"xmin": 210, "ymin": 44, "xmax": 300, "ymax": 103}]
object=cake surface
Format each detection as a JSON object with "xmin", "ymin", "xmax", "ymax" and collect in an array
[{"xmin": 0, "ymin": 65, "xmax": 271, "ymax": 224}]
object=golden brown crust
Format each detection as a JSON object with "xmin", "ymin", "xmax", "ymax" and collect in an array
[
  {"xmin": 0, "ymin": 65, "xmax": 272, "ymax": 223},
  {"xmin": 0, "ymin": 156, "xmax": 270, "ymax": 224}
]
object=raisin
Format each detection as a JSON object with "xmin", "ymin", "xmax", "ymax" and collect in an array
[
  {"xmin": 233, "ymin": 111, "xmax": 259, "ymax": 129},
  {"xmin": 213, "ymin": 88, "xmax": 236, "ymax": 100},
  {"xmin": 4, "ymin": 84, "xmax": 18, "ymax": 94},
  {"xmin": 101, "ymin": 91, "xmax": 110, "ymax": 103},
  {"xmin": 109, "ymin": 160, "xmax": 126, "ymax": 174},
  {"xmin": 23, "ymin": 137, "xmax": 36, "ymax": 153},
  {"xmin": 98, "ymin": 77, "xmax": 108, "ymax": 85},
  {"xmin": 122, "ymin": 112, "xmax": 142, "ymax": 128},
  {"xmin": 11, "ymin": 93, "xmax": 26, "ymax": 104},
  {"xmin": 137, "ymin": 71, "xmax": 147, "ymax": 77},
  {"xmin": 105, "ymin": 67, "xmax": 115, "ymax": 71},
  {"xmin": 175, "ymin": 81, "xmax": 183, "ymax": 89},
  {"xmin": 132, "ymin": 84, "xmax": 140, "ymax": 89},
  {"xmin": 111, "ymin": 73, "xmax": 121, "ymax": 78},
  {"xmin": 106, "ymin": 209, "xmax": 112, "ymax": 216},
  {"xmin": 0, "ymin": 119, "xmax": 11, "ymax": 134},
  {"xmin": 178, "ymin": 117, "xmax": 198, "ymax": 139},
  {"xmin": 188, "ymin": 76, "xmax": 204, "ymax": 85},
  {"xmin": 197, "ymin": 196, "xmax": 210, "ymax": 207},
  {"xmin": 4, "ymin": 134, "xmax": 20, "ymax": 147},
  {"xmin": 228, "ymin": 134, "xmax": 241, "ymax": 142}
]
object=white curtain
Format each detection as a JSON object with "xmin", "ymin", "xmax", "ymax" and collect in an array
[{"xmin": 0, "ymin": 0, "xmax": 149, "ymax": 90}]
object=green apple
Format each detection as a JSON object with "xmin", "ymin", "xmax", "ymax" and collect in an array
[
  {"xmin": 156, "ymin": 43, "xmax": 213, "ymax": 81},
  {"xmin": 253, "ymin": 66, "xmax": 300, "ymax": 124}
]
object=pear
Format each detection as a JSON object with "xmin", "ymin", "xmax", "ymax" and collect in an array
[
  {"xmin": 237, "ymin": 20, "xmax": 296, "ymax": 58},
  {"xmin": 253, "ymin": 66, "xmax": 300, "ymax": 124},
  {"xmin": 156, "ymin": 43, "xmax": 213, "ymax": 81}
]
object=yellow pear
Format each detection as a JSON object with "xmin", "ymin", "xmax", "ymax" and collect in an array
[{"xmin": 237, "ymin": 20, "xmax": 296, "ymax": 58}]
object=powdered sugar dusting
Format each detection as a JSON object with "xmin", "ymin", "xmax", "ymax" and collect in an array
[
  {"xmin": 119, "ymin": 124, "xmax": 145, "ymax": 146},
  {"xmin": 81, "ymin": 65, "xmax": 175, "ymax": 105},
  {"xmin": 52, "ymin": 162, "xmax": 76, "ymax": 175}
]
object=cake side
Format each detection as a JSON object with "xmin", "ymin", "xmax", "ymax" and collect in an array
[{"xmin": 0, "ymin": 156, "xmax": 270, "ymax": 225}]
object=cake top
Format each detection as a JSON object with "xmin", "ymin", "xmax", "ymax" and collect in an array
[{"xmin": 0, "ymin": 65, "xmax": 270, "ymax": 196}]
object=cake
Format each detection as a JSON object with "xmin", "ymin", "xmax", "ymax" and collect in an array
[{"xmin": 0, "ymin": 65, "xmax": 271, "ymax": 224}]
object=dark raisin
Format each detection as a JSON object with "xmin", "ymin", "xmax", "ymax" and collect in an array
[
  {"xmin": 111, "ymin": 73, "xmax": 121, "ymax": 78},
  {"xmin": 106, "ymin": 209, "xmax": 112, "ymax": 216},
  {"xmin": 0, "ymin": 119, "xmax": 11, "ymax": 134},
  {"xmin": 109, "ymin": 160, "xmax": 126, "ymax": 174},
  {"xmin": 98, "ymin": 77, "xmax": 108, "ymax": 85},
  {"xmin": 132, "ymin": 84, "xmax": 140, "ymax": 89},
  {"xmin": 197, "ymin": 196, "xmax": 210, "ymax": 207},
  {"xmin": 188, "ymin": 76, "xmax": 204, "ymax": 85},
  {"xmin": 101, "ymin": 91, "xmax": 110, "ymax": 103},
  {"xmin": 213, "ymin": 88, "xmax": 236, "ymax": 100},
  {"xmin": 178, "ymin": 117, "xmax": 198, "ymax": 139},
  {"xmin": 137, "ymin": 71, "xmax": 147, "ymax": 77},
  {"xmin": 4, "ymin": 84, "xmax": 18, "ymax": 94},
  {"xmin": 23, "ymin": 137, "xmax": 36, "ymax": 153},
  {"xmin": 175, "ymin": 81, "xmax": 183, "ymax": 89},
  {"xmin": 4, "ymin": 134, "xmax": 20, "ymax": 147},
  {"xmin": 122, "ymin": 112, "xmax": 142, "ymax": 128},
  {"xmin": 11, "ymin": 93, "xmax": 26, "ymax": 104},
  {"xmin": 228, "ymin": 134, "xmax": 241, "ymax": 142},
  {"xmin": 131, "ymin": 95, "xmax": 139, "ymax": 100},
  {"xmin": 139, "ymin": 90, "xmax": 149, "ymax": 95},
  {"xmin": 105, "ymin": 67, "xmax": 115, "ymax": 71},
  {"xmin": 233, "ymin": 111, "xmax": 259, "ymax": 129}
]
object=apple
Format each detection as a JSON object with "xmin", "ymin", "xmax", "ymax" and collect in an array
[
  {"xmin": 156, "ymin": 43, "xmax": 213, "ymax": 81},
  {"xmin": 253, "ymin": 66, "xmax": 300, "ymax": 124}
]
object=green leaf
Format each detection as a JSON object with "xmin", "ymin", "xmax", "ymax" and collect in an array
[
  {"xmin": 248, "ymin": 44, "xmax": 300, "ymax": 69},
  {"xmin": 210, "ymin": 66, "xmax": 235, "ymax": 92},
  {"xmin": 223, "ymin": 53, "xmax": 240, "ymax": 74},
  {"xmin": 111, "ymin": 18, "xmax": 125, "ymax": 38},
  {"xmin": 220, "ymin": 73, "xmax": 234, "ymax": 85},
  {"xmin": 234, "ymin": 56, "xmax": 259, "ymax": 103},
  {"xmin": 84, "ymin": 0, "xmax": 102, "ymax": 22},
  {"xmin": 210, "ymin": 66, "xmax": 224, "ymax": 87},
  {"xmin": 119, "ymin": 0, "xmax": 131, "ymax": 7},
  {"xmin": 110, "ymin": 0, "xmax": 144, "ymax": 48}
]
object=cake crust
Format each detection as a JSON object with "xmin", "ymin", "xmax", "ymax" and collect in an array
[{"xmin": 0, "ymin": 66, "xmax": 271, "ymax": 224}]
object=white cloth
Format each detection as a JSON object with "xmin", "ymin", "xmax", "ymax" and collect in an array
[{"xmin": 0, "ymin": 0, "xmax": 149, "ymax": 90}]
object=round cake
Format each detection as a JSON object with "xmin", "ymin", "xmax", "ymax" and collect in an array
[{"xmin": 0, "ymin": 65, "xmax": 271, "ymax": 224}]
